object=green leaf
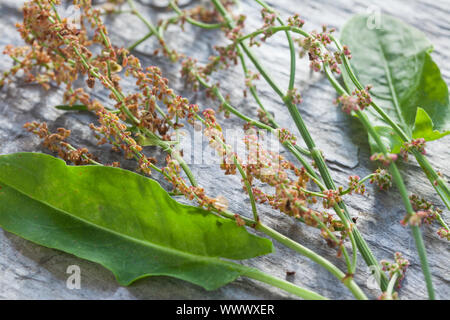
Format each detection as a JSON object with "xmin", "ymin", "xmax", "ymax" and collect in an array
[
  {"xmin": 367, "ymin": 125, "xmax": 404, "ymax": 154},
  {"xmin": 412, "ymin": 107, "xmax": 450, "ymax": 141},
  {"xmin": 55, "ymin": 104, "xmax": 89, "ymax": 111},
  {"xmin": 0, "ymin": 152, "xmax": 272, "ymax": 290},
  {"xmin": 341, "ymin": 14, "xmax": 450, "ymax": 152}
]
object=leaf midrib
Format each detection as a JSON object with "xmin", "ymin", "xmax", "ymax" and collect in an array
[
  {"xmin": 375, "ymin": 29, "xmax": 411, "ymax": 137},
  {"xmin": 0, "ymin": 176, "xmax": 239, "ymax": 268}
]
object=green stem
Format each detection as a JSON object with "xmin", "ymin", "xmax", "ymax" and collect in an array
[
  {"xmin": 193, "ymin": 113, "xmax": 260, "ymax": 222},
  {"xmin": 128, "ymin": 31, "xmax": 153, "ymax": 51},
  {"xmin": 235, "ymin": 45, "xmax": 312, "ymax": 160},
  {"xmin": 235, "ymin": 46, "xmax": 278, "ymax": 129},
  {"xmin": 235, "ymin": 158, "xmax": 259, "ymax": 222},
  {"xmin": 384, "ymin": 272, "xmax": 399, "ymax": 300},
  {"xmin": 298, "ymin": 187, "xmax": 327, "ymax": 198},
  {"xmin": 242, "ymin": 268, "xmax": 328, "ymax": 300},
  {"xmin": 308, "ymin": 210, "xmax": 353, "ymax": 272},
  {"xmin": 238, "ymin": 25, "xmax": 309, "ymax": 42},
  {"xmin": 127, "ymin": 0, "xmax": 176, "ymax": 61},
  {"xmin": 64, "ymin": 144, "xmax": 102, "ymax": 166},
  {"xmin": 169, "ymin": 1, "xmax": 223, "ymax": 29}
]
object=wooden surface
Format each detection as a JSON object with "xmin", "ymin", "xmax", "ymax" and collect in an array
[{"xmin": 0, "ymin": 0, "xmax": 448, "ymax": 299}]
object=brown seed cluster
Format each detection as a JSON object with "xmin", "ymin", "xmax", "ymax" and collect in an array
[
  {"xmin": 401, "ymin": 194, "xmax": 446, "ymax": 238},
  {"xmin": 335, "ymin": 86, "xmax": 373, "ymax": 114},
  {"xmin": 380, "ymin": 252, "xmax": 410, "ymax": 289},
  {"xmin": 400, "ymin": 138, "xmax": 426, "ymax": 161},
  {"xmin": 24, "ymin": 121, "xmax": 95, "ymax": 165}
]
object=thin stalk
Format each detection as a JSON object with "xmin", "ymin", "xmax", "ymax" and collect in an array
[
  {"xmin": 238, "ymin": 25, "xmax": 309, "ymax": 42},
  {"xmin": 193, "ymin": 113, "xmax": 260, "ymax": 222},
  {"xmin": 242, "ymin": 268, "xmax": 328, "ymax": 300},
  {"xmin": 308, "ymin": 210, "xmax": 354, "ymax": 272},
  {"xmin": 235, "ymin": 158, "xmax": 259, "ymax": 222},
  {"xmin": 298, "ymin": 187, "xmax": 327, "ymax": 199},
  {"xmin": 234, "ymin": 46, "xmax": 312, "ymax": 160},
  {"xmin": 169, "ymin": 1, "xmax": 223, "ymax": 29},
  {"xmin": 384, "ymin": 272, "xmax": 399, "ymax": 300},
  {"xmin": 128, "ymin": 31, "xmax": 153, "ymax": 51},
  {"xmin": 64, "ymin": 143, "xmax": 102, "ymax": 166},
  {"xmin": 235, "ymin": 45, "xmax": 278, "ymax": 128},
  {"xmin": 127, "ymin": 0, "xmax": 177, "ymax": 61}
]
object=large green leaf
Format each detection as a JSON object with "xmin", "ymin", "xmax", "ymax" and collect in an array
[
  {"xmin": 341, "ymin": 14, "xmax": 450, "ymax": 152},
  {"xmin": 0, "ymin": 153, "xmax": 272, "ymax": 290}
]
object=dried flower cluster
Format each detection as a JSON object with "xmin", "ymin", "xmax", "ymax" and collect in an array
[
  {"xmin": 369, "ymin": 168, "xmax": 393, "ymax": 191},
  {"xmin": 400, "ymin": 138, "xmax": 426, "ymax": 161},
  {"xmin": 24, "ymin": 121, "xmax": 95, "ymax": 165},
  {"xmin": 401, "ymin": 195, "xmax": 447, "ymax": 240},
  {"xmin": 335, "ymin": 86, "xmax": 373, "ymax": 114},
  {"xmin": 379, "ymin": 252, "xmax": 410, "ymax": 299},
  {"xmin": 381, "ymin": 252, "xmax": 410, "ymax": 287},
  {"xmin": 345, "ymin": 175, "xmax": 366, "ymax": 195},
  {"xmin": 370, "ymin": 152, "xmax": 398, "ymax": 167}
]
